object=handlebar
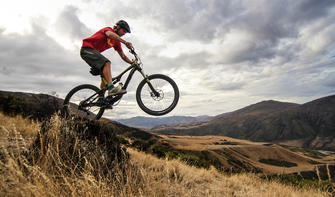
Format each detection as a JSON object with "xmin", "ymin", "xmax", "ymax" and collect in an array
[{"xmin": 129, "ymin": 48, "xmax": 142, "ymax": 67}]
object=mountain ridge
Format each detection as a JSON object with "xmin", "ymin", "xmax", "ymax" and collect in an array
[
  {"xmin": 116, "ymin": 115, "xmax": 212, "ymax": 129},
  {"xmin": 154, "ymin": 95, "xmax": 335, "ymax": 150}
]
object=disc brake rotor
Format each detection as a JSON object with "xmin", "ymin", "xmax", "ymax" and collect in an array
[{"xmin": 151, "ymin": 89, "xmax": 164, "ymax": 101}]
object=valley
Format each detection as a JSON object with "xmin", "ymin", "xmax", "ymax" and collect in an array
[
  {"xmin": 154, "ymin": 95, "xmax": 335, "ymax": 151},
  {"xmin": 157, "ymin": 135, "xmax": 335, "ymax": 176}
]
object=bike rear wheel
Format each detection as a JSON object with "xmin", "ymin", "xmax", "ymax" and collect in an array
[
  {"xmin": 62, "ymin": 84, "xmax": 105, "ymax": 120},
  {"xmin": 136, "ymin": 74, "xmax": 179, "ymax": 116}
]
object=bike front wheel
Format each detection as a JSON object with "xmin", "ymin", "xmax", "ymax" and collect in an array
[
  {"xmin": 62, "ymin": 84, "xmax": 105, "ymax": 120},
  {"xmin": 136, "ymin": 74, "xmax": 179, "ymax": 116}
]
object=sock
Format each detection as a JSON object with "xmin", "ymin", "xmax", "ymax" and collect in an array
[{"xmin": 107, "ymin": 83, "xmax": 114, "ymax": 88}]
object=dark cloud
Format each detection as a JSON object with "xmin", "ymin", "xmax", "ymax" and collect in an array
[
  {"xmin": 100, "ymin": 0, "xmax": 335, "ymax": 63},
  {"xmin": 247, "ymin": 62, "xmax": 335, "ymax": 98},
  {"xmin": 186, "ymin": 1, "xmax": 332, "ymax": 64},
  {"xmin": 292, "ymin": 0, "xmax": 335, "ymax": 23},
  {"xmin": 54, "ymin": 5, "xmax": 91, "ymax": 40},
  {"xmin": 142, "ymin": 51, "xmax": 212, "ymax": 72},
  {"xmin": 101, "ymin": 0, "xmax": 335, "ymax": 66},
  {"xmin": 323, "ymin": 71, "xmax": 335, "ymax": 89},
  {"xmin": 0, "ymin": 16, "xmax": 91, "ymax": 95}
]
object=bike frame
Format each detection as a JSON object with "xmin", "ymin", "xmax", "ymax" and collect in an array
[
  {"xmin": 112, "ymin": 62, "xmax": 143, "ymax": 90},
  {"xmin": 82, "ymin": 49, "xmax": 158, "ymax": 107}
]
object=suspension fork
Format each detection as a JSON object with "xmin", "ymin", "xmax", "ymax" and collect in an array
[{"xmin": 139, "ymin": 69, "xmax": 160, "ymax": 97}]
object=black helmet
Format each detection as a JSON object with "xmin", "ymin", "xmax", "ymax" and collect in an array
[{"xmin": 116, "ymin": 20, "xmax": 131, "ymax": 33}]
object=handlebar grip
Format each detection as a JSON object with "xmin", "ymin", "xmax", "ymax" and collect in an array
[{"xmin": 129, "ymin": 48, "xmax": 136, "ymax": 55}]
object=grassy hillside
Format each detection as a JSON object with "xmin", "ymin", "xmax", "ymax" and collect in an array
[
  {"xmin": 157, "ymin": 135, "xmax": 335, "ymax": 175},
  {"xmin": 0, "ymin": 112, "xmax": 332, "ymax": 196}
]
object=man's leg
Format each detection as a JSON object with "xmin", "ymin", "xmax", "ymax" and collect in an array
[
  {"xmin": 101, "ymin": 60, "xmax": 127, "ymax": 95},
  {"xmin": 101, "ymin": 61, "xmax": 113, "ymax": 89},
  {"xmin": 100, "ymin": 81, "xmax": 105, "ymax": 89}
]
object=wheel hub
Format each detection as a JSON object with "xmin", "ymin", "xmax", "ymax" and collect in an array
[{"xmin": 151, "ymin": 89, "xmax": 164, "ymax": 101}]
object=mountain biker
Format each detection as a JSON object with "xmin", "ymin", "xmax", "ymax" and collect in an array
[{"xmin": 80, "ymin": 20, "xmax": 134, "ymax": 96}]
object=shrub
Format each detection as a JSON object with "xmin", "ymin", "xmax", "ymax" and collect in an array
[
  {"xmin": 264, "ymin": 174, "xmax": 335, "ymax": 194},
  {"xmin": 29, "ymin": 115, "xmax": 128, "ymax": 180},
  {"xmin": 0, "ymin": 94, "xmax": 31, "ymax": 115},
  {"xmin": 147, "ymin": 143, "xmax": 172, "ymax": 158},
  {"xmin": 117, "ymin": 135, "xmax": 130, "ymax": 145},
  {"xmin": 259, "ymin": 159, "xmax": 297, "ymax": 167},
  {"xmin": 177, "ymin": 153, "xmax": 211, "ymax": 169},
  {"xmin": 130, "ymin": 139, "xmax": 154, "ymax": 151}
]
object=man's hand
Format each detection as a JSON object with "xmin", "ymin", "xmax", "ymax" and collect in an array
[
  {"xmin": 125, "ymin": 41, "xmax": 134, "ymax": 50},
  {"xmin": 117, "ymin": 50, "xmax": 133, "ymax": 64}
]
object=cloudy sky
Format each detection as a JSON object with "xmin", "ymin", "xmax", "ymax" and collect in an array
[{"xmin": 0, "ymin": 0, "xmax": 334, "ymax": 119}]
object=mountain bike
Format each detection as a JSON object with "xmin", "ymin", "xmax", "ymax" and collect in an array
[{"xmin": 62, "ymin": 49, "xmax": 179, "ymax": 120}]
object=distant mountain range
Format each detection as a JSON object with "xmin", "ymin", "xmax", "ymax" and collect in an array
[
  {"xmin": 115, "ymin": 115, "xmax": 211, "ymax": 129},
  {"xmin": 154, "ymin": 95, "xmax": 335, "ymax": 150}
]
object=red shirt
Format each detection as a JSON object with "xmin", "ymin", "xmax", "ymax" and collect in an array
[{"xmin": 82, "ymin": 27, "xmax": 122, "ymax": 53}]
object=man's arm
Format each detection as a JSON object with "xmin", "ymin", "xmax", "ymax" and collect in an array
[
  {"xmin": 105, "ymin": 30, "xmax": 133, "ymax": 49},
  {"xmin": 118, "ymin": 50, "xmax": 133, "ymax": 64}
]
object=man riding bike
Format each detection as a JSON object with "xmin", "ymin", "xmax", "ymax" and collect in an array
[{"xmin": 80, "ymin": 20, "xmax": 134, "ymax": 96}]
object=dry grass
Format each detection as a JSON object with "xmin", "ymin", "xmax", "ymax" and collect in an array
[
  {"xmin": 128, "ymin": 149, "xmax": 331, "ymax": 197},
  {"xmin": 0, "ymin": 112, "xmax": 331, "ymax": 197},
  {"xmin": 0, "ymin": 112, "xmax": 40, "ymax": 138}
]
